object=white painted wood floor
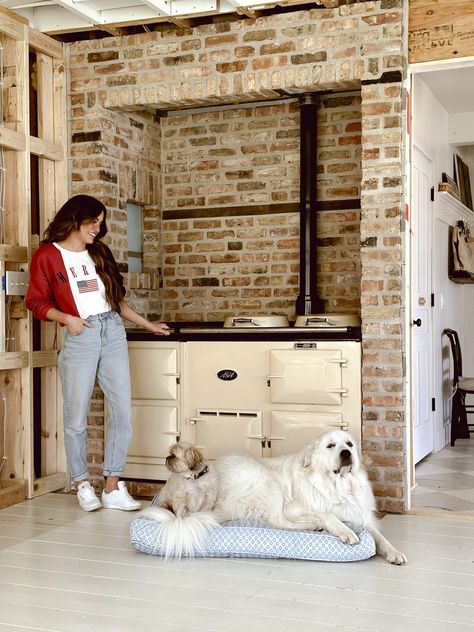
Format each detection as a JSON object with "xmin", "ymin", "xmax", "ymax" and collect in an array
[{"xmin": 0, "ymin": 493, "xmax": 473, "ymax": 632}]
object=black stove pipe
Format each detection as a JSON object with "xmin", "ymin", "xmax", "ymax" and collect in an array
[{"xmin": 295, "ymin": 93, "xmax": 324, "ymax": 316}]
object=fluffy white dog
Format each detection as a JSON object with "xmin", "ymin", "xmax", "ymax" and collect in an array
[{"xmin": 143, "ymin": 430, "xmax": 406, "ymax": 564}]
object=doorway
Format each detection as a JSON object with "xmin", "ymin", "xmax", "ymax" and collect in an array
[{"xmin": 409, "ymin": 59, "xmax": 474, "ymax": 511}]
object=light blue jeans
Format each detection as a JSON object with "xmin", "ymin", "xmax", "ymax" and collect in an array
[{"xmin": 58, "ymin": 310, "xmax": 132, "ymax": 482}]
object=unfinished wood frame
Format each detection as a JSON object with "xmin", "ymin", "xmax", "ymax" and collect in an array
[{"xmin": 0, "ymin": 7, "xmax": 67, "ymax": 507}]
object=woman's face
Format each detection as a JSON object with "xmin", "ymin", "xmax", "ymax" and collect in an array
[{"xmin": 77, "ymin": 212, "xmax": 104, "ymax": 245}]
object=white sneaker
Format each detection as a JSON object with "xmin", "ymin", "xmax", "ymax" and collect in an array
[
  {"xmin": 77, "ymin": 481, "xmax": 102, "ymax": 512},
  {"xmin": 101, "ymin": 481, "xmax": 141, "ymax": 511}
]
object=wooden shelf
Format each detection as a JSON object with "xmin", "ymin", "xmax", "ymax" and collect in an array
[{"xmin": 437, "ymin": 191, "xmax": 474, "ymax": 226}]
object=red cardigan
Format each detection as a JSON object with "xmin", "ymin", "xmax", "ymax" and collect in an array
[{"xmin": 25, "ymin": 243, "xmax": 81, "ymax": 321}]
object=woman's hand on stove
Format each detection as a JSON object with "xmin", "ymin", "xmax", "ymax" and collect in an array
[
  {"xmin": 119, "ymin": 302, "xmax": 170, "ymax": 335},
  {"xmin": 146, "ymin": 321, "xmax": 171, "ymax": 336}
]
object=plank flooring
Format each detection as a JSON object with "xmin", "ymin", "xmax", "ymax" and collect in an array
[{"xmin": 0, "ymin": 493, "xmax": 473, "ymax": 631}]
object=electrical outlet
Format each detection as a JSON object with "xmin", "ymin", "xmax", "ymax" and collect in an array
[{"xmin": 5, "ymin": 271, "xmax": 29, "ymax": 296}]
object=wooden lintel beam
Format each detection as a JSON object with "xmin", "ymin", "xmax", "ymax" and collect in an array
[
  {"xmin": 97, "ymin": 24, "xmax": 128, "ymax": 37},
  {"xmin": 28, "ymin": 29, "xmax": 63, "ymax": 60},
  {"xmin": 0, "ymin": 7, "xmax": 28, "ymax": 40},
  {"xmin": 168, "ymin": 16, "xmax": 192, "ymax": 28}
]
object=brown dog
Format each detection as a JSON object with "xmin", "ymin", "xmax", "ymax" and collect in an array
[{"xmin": 157, "ymin": 441, "xmax": 217, "ymax": 518}]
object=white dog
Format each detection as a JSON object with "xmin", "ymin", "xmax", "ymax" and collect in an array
[{"xmin": 143, "ymin": 430, "xmax": 406, "ymax": 564}]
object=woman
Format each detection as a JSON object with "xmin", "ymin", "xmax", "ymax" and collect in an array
[{"xmin": 26, "ymin": 195, "xmax": 170, "ymax": 511}]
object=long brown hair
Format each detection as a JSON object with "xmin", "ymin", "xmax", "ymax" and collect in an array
[{"xmin": 42, "ymin": 195, "xmax": 126, "ymax": 312}]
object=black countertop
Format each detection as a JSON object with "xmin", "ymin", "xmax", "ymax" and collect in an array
[{"xmin": 126, "ymin": 322, "xmax": 362, "ymax": 342}]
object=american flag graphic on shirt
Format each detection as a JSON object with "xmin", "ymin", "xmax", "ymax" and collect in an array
[{"xmin": 77, "ymin": 279, "xmax": 99, "ymax": 293}]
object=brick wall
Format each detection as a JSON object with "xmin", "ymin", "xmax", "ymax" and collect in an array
[
  {"xmin": 161, "ymin": 93, "xmax": 361, "ymax": 320},
  {"xmin": 69, "ymin": 79, "xmax": 163, "ymax": 321},
  {"xmin": 67, "ymin": 0, "xmax": 407, "ymax": 510}
]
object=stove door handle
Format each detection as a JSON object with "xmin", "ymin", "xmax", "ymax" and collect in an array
[
  {"xmin": 267, "ymin": 375, "xmax": 284, "ymax": 379},
  {"xmin": 162, "ymin": 372, "xmax": 180, "ymax": 377},
  {"xmin": 327, "ymin": 387, "xmax": 348, "ymax": 395},
  {"xmin": 328, "ymin": 421, "xmax": 349, "ymax": 429},
  {"xmin": 189, "ymin": 417, "xmax": 205, "ymax": 425}
]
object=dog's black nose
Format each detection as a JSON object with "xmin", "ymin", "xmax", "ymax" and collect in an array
[{"xmin": 340, "ymin": 449, "xmax": 352, "ymax": 463}]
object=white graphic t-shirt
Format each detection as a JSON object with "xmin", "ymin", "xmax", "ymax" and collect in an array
[{"xmin": 53, "ymin": 243, "xmax": 110, "ymax": 318}]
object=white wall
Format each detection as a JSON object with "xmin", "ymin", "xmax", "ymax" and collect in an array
[{"xmin": 413, "ymin": 75, "xmax": 474, "ymax": 451}]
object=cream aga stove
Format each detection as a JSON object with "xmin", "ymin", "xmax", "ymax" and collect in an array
[{"xmin": 125, "ymin": 315, "xmax": 361, "ymax": 481}]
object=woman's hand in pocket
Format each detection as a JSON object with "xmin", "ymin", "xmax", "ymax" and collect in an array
[{"xmin": 65, "ymin": 315, "xmax": 93, "ymax": 335}]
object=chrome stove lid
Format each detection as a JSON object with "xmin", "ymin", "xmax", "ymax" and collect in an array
[
  {"xmin": 223, "ymin": 315, "xmax": 290, "ymax": 328},
  {"xmin": 294, "ymin": 314, "xmax": 361, "ymax": 328}
]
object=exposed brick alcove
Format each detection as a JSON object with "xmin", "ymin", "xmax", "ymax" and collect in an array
[{"xmin": 68, "ymin": 0, "xmax": 407, "ymax": 511}]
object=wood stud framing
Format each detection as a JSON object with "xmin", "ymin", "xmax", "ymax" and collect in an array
[{"xmin": 0, "ymin": 7, "xmax": 67, "ymax": 508}]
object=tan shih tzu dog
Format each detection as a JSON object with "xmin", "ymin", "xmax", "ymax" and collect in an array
[{"xmin": 157, "ymin": 441, "xmax": 217, "ymax": 518}]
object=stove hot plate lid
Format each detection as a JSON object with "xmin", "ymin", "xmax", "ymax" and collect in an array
[
  {"xmin": 294, "ymin": 313, "xmax": 361, "ymax": 328},
  {"xmin": 223, "ymin": 315, "xmax": 290, "ymax": 328}
]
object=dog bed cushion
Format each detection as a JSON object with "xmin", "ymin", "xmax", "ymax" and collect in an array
[{"xmin": 130, "ymin": 495, "xmax": 376, "ymax": 562}]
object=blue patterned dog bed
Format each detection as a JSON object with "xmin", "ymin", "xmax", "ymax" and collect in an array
[{"xmin": 130, "ymin": 495, "xmax": 376, "ymax": 562}]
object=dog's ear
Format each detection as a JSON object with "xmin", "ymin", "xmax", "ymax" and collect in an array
[
  {"xmin": 298, "ymin": 444, "xmax": 313, "ymax": 468},
  {"xmin": 186, "ymin": 445, "xmax": 204, "ymax": 469}
]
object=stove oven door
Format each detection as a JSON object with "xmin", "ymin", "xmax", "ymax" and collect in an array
[
  {"xmin": 267, "ymin": 411, "xmax": 347, "ymax": 457},
  {"xmin": 125, "ymin": 341, "xmax": 180, "ymax": 479},
  {"xmin": 187, "ymin": 409, "xmax": 263, "ymax": 460},
  {"xmin": 126, "ymin": 403, "xmax": 179, "ymax": 478},
  {"xmin": 268, "ymin": 348, "xmax": 347, "ymax": 405}
]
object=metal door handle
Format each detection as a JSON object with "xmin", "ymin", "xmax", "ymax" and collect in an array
[{"xmin": 413, "ymin": 318, "xmax": 422, "ymax": 327}]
